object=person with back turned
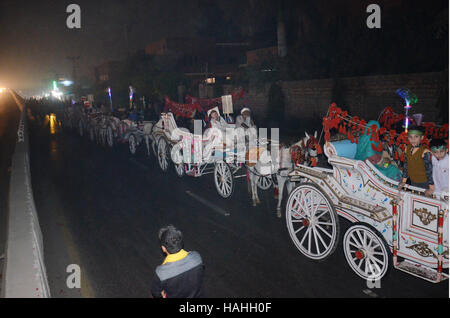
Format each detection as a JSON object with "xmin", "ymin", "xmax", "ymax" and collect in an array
[{"xmin": 151, "ymin": 225, "xmax": 205, "ymax": 298}]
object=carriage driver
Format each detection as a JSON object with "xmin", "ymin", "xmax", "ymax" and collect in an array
[{"xmin": 235, "ymin": 107, "xmax": 258, "ymax": 149}]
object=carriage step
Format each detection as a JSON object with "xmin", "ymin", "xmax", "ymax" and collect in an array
[{"xmin": 395, "ymin": 260, "xmax": 448, "ymax": 283}]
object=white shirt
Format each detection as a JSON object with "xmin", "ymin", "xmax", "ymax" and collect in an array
[
  {"xmin": 432, "ymin": 153, "xmax": 449, "ymax": 193},
  {"xmin": 235, "ymin": 115, "xmax": 255, "ymax": 129},
  {"xmin": 211, "ymin": 116, "xmax": 229, "ymax": 131}
]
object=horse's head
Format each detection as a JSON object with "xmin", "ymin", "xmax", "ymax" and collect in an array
[{"xmin": 303, "ymin": 131, "xmax": 322, "ymax": 166}]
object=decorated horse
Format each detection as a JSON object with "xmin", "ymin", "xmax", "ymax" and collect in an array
[
  {"xmin": 273, "ymin": 131, "xmax": 322, "ymax": 217},
  {"xmin": 245, "ymin": 140, "xmax": 275, "ymax": 207}
]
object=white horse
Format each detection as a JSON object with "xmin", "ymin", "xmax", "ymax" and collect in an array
[
  {"xmin": 274, "ymin": 131, "xmax": 322, "ymax": 217},
  {"xmin": 246, "ymin": 145, "xmax": 274, "ymax": 206}
]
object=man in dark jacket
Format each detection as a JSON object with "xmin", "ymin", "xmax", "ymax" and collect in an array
[{"xmin": 151, "ymin": 225, "xmax": 204, "ymax": 298}]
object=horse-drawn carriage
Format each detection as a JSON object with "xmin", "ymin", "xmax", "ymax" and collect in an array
[
  {"xmin": 138, "ymin": 112, "xmax": 186, "ymax": 176},
  {"xmin": 169, "ymin": 122, "xmax": 276, "ymax": 202},
  {"xmin": 283, "ymin": 105, "xmax": 449, "ymax": 283}
]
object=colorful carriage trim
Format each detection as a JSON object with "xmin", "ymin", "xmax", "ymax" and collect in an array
[
  {"xmin": 286, "ymin": 107, "xmax": 449, "ymax": 283},
  {"xmin": 322, "ymin": 103, "xmax": 449, "ymax": 161}
]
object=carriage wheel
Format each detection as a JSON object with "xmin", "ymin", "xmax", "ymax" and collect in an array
[
  {"xmin": 257, "ymin": 175, "xmax": 273, "ymax": 190},
  {"xmin": 106, "ymin": 126, "xmax": 114, "ymax": 147},
  {"xmin": 100, "ymin": 129, "xmax": 107, "ymax": 146},
  {"xmin": 214, "ymin": 162, "xmax": 234, "ymax": 198},
  {"xmin": 157, "ymin": 137, "xmax": 170, "ymax": 172},
  {"xmin": 271, "ymin": 173, "xmax": 278, "ymax": 186},
  {"xmin": 78, "ymin": 120, "xmax": 84, "ymax": 137},
  {"xmin": 152, "ymin": 135, "xmax": 160, "ymax": 156},
  {"xmin": 174, "ymin": 163, "xmax": 185, "ymax": 177},
  {"xmin": 129, "ymin": 134, "xmax": 137, "ymax": 155},
  {"xmin": 285, "ymin": 183, "xmax": 339, "ymax": 260},
  {"xmin": 343, "ymin": 224, "xmax": 390, "ymax": 281}
]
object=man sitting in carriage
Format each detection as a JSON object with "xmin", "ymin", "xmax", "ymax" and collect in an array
[
  {"xmin": 235, "ymin": 107, "xmax": 256, "ymax": 130},
  {"xmin": 326, "ymin": 117, "xmax": 403, "ymax": 182},
  {"xmin": 354, "ymin": 120, "xmax": 403, "ymax": 181}
]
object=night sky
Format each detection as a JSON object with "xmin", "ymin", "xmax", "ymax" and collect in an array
[
  {"xmin": 0, "ymin": 0, "xmax": 448, "ymax": 94},
  {"xmin": 0, "ymin": 0, "xmax": 212, "ymax": 91}
]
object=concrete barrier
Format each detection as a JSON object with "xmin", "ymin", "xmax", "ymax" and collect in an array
[{"xmin": 1, "ymin": 91, "xmax": 50, "ymax": 297}]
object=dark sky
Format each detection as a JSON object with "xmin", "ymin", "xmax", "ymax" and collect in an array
[
  {"xmin": 0, "ymin": 0, "xmax": 210, "ymax": 91},
  {"xmin": 0, "ymin": 0, "xmax": 447, "ymax": 93}
]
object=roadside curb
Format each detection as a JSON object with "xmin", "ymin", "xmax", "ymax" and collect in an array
[{"xmin": 1, "ymin": 91, "xmax": 50, "ymax": 298}]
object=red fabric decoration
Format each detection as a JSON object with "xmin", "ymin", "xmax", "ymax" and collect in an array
[
  {"xmin": 164, "ymin": 96, "xmax": 202, "ymax": 118},
  {"xmin": 322, "ymin": 103, "xmax": 448, "ymax": 158}
]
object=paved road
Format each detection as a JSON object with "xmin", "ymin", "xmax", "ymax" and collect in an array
[
  {"xmin": 0, "ymin": 92, "xmax": 21, "ymax": 293},
  {"xmin": 27, "ymin": 109, "xmax": 448, "ymax": 298}
]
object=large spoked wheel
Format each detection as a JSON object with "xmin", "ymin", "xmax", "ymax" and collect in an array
[
  {"xmin": 129, "ymin": 134, "xmax": 137, "ymax": 155},
  {"xmin": 285, "ymin": 183, "xmax": 339, "ymax": 261},
  {"xmin": 214, "ymin": 161, "xmax": 234, "ymax": 198},
  {"xmin": 78, "ymin": 120, "xmax": 84, "ymax": 137},
  {"xmin": 257, "ymin": 175, "xmax": 273, "ymax": 190},
  {"xmin": 343, "ymin": 224, "xmax": 391, "ymax": 281},
  {"xmin": 106, "ymin": 126, "xmax": 114, "ymax": 148},
  {"xmin": 157, "ymin": 137, "xmax": 170, "ymax": 172},
  {"xmin": 271, "ymin": 173, "xmax": 278, "ymax": 186}
]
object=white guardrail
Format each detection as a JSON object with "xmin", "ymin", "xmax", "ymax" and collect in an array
[{"xmin": 1, "ymin": 91, "xmax": 50, "ymax": 297}]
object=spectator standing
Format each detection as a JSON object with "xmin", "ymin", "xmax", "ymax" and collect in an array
[{"xmin": 151, "ymin": 225, "xmax": 205, "ymax": 298}]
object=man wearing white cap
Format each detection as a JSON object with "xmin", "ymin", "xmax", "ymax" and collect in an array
[
  {"xmin": 235, "ymin": 107, "xmax": 255, "ymax": 130},
  {"xmin": 235, "ymin": 107, "xmax": 258, "ymax": 153}
]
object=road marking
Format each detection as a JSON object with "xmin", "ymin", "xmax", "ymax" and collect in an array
[{"xmin": 185, "ymin": 190, "xmax": 230, "ymax": 216}]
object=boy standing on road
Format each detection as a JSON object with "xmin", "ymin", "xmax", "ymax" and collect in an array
[{"xmin": 151, "ymin": 225, "xmax": 205, "ymax": 298}]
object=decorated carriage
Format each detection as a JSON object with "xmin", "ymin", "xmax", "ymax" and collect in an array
[
  {"xmin": 87, "ymin": 108, "xmax": 155, "ymax": 153},
  {"xmin": 170, "ymin": 124, "xmax": 275, "ymax": 200},
  {"xmin": 164, "ymin": 92, "xmax": 275, "ymax": 201},
  {"xmin": 283, "ymin": 103, "xmax": 449, "ymax": 282},
  {"xmin": 147, "ymin": 111, "xmax": 186, "ymax": 175}
]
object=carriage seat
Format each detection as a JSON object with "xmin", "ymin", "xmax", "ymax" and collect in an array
[
  {"xmin": 325, "ymin": 140, "xmax": 357, "ymax": 159},
  {"xmin": 161, "ymin": 112, "xmax": 178, "ymax": 132}
]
